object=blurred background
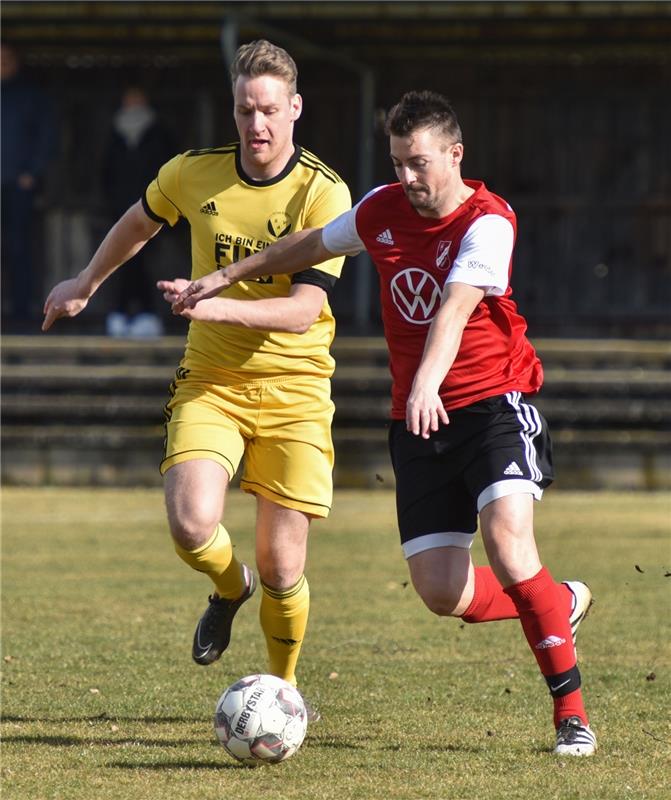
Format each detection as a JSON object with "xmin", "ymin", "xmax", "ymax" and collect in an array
[{"xmin": 2, "ymin": 0, "xmax": 670, "ymax": 490}]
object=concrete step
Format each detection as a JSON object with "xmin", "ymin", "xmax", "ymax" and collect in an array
[
  {"xmin": 5, "ymin": 335, "xmax": 671, "ymax": 367},
  {"xmin": 3, "ymin": 361, "xmax": 670, "ymax": 393},
  {"xmin": 2, "ymin": 393, "xmax": 668, "ymax": 427},
  {"xmin": 3, "ymin": 336, "xmax": 669, "ymax": 490},
  {"xmin": 3, "ymin": 424, "xmax": 669, "ymax": 491}
]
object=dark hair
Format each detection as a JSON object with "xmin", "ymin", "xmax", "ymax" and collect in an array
[
  {"xmin": 385, "ymin": 90, "xmax": 462, "ymax": 143},
  {"xmin": 230, "ymin": 39, "xmax": 298, "ymax": 95}
]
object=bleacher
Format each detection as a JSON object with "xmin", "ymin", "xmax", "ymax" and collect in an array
[{"xmin": 2, "ymin": 336, "xmax": 669, "ymax": 490}]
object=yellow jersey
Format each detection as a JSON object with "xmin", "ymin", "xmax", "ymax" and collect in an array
[{"xmin": 143, "ymin": 143, "xmax": 351, "ymax": 380}]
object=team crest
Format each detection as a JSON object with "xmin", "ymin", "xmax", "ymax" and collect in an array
[
  {"xmin": 267, "ymin": 212, "xmax": 293, "ymax": 239},
  {"xmin": 436, "ymin": 240, "xmax": 452, "ymax": 271}
]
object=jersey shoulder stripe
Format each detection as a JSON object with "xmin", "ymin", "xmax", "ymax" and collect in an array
[
  {"xmin": 299, "ymin": 148, "xmax": 343, "ymax": 184},
  {"xmin": 300, "ymin": 148, "xmax": 342, "ymax": 181},
  {"xmin": 186, "ymin": 143, "xmax": 238, "ymax": 158}
]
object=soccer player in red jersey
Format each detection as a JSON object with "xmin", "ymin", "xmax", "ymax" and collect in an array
[{"xmin": 164, "ymin": 90, "xmax": 597, "ymax": 756}]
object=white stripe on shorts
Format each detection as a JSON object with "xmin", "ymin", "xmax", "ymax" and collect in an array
[
  {"xmin": 477, "ymin": 478, "xmax": 544, "ymax": 512},
  {"xmin": 505, "ymin": 391, "xmax": 543, "ymax": 482},
  {"xmin": 402, "ymin": 531, "xmax": 475, "ymax": 560}
]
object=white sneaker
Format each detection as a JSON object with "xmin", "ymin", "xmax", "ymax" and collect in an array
[
  {"xmin": 554, "ymin": 716, "xmax": 597, "ymax": 756},
  {"xmin": 563, "ymin": 580, "xmax": 593, "ymax": 647},
  {"xmin": 106, "ymin": 312, "xmax": 129, "ymax": 337},
  {"xmin": 127, "ymin": 312, "xmax": 164, "ymax": 338}
]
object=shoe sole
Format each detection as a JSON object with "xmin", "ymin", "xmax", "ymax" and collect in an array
[{"xmin": 564, "ymin": 580, "xmax": 593, "ymax": 645}]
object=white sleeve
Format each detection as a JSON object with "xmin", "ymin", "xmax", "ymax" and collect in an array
[
  {"xmin": 445, "ymin": 214, "xmax": 514, "ymax": 296},
  {"xmin": 322, "ymin": 185, "xmax": 387, "ymax": 257}
]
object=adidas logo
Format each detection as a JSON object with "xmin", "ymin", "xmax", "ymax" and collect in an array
[
  {"xmin": 200, "ymin": 200, "xmax": 218, "ymax": 216},
  {"xmin": 376, "ymin": 228, "xmax": 394, "ymax": 245},
  {"xmin": 503, "ymin": 461, "xmax": 523, "ymax": 476},
  {"xmin": 535, "ymin": 635, "xmax": 566, "ymax": 650}
]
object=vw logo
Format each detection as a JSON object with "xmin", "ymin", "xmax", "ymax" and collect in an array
[{"xmin": 390, "ymin": 268, "xmax": 443, "ymax": 324}]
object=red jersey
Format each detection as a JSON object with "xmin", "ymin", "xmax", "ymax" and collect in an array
[{"xmin": 324, "ymin": 180, "xmax": 543, "ymax": 417}]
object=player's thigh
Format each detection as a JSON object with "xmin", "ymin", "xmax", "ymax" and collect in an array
[
  {"xmin": 160, "ymin": 377, "xmax": 249, "ymax": 479},
  {"xmin": 163, "ymin": 459, "xmax": 230, "ymax": 548},
  {"xmin": 242, "ymin": 377, "xmax": 335, "ymax": 519},
  {"xmin": 161, "ymin": 379, "xmax": 248, "ymax": 546},
  {"xmin": 254, "ymin": 495, "xmax": 310, "ymax": 589},
  {"xmin": 388, "ymin": 420, "xmax": 478, "ymax": 557},
  {"xmin": 479, "ymin": 493, "xmax": 541, "ymax": 586},
  {"xmin": 463, "ymin": 392, "xmax": 554, "ymax": 514}
]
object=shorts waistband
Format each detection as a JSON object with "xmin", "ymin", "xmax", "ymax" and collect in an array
[{"xmin": 178, "ymin": 367, "xmax": 327, "ymax": 390}]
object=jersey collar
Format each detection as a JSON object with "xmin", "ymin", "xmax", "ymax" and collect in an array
[{"xmin": 235, "ymin": 143, "xmax": 302, "ymax": 187}]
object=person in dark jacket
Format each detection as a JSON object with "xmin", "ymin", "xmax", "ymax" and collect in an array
[
  {"xmin": 101, "ymin": 86, "xmax": 175, "ymax": 337},
  {"xmin": 1, "ymin": 41, "xmax": 58, "ymax": 324}
]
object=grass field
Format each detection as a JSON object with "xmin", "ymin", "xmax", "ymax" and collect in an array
[{"xmin": 1, "ymin": 487, "xmax": 669, "ymax": 800}]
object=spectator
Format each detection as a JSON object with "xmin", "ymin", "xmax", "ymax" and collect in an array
[
  {"xmin": 101, "ymin": 86, "xmax": 175, "ymax": 337},
  {"xmin": 1, "ymin": 41, "xmax": 58, "ymax": 326}
]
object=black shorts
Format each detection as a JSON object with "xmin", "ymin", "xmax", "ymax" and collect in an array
[{"xmin": 388, "ymin": 391, "xmax": 554, "ymax": 558}]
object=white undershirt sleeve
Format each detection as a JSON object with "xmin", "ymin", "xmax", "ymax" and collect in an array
[
  {"xmin": 445, "ymin": 214, "xmax": 514, "ymax": 296},
  {"xmin": 322, "ymin": 186, "xmax": 386, "ymax": 257}
]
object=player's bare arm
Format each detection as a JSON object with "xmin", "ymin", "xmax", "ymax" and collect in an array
[
  {"xmin": 162, "ymin": 282, "xmax": 326, "ymax": 334},
  {"xmin": 168, "ymin": 228, "xmax": 332, "ymax": 312},
  {"xmin": 42, "ymin": 201, "xmax": 163, "ymax": 331},
  {"xmin": 406, "ymin": 281, "xmax": 485, "ymax": 439}
]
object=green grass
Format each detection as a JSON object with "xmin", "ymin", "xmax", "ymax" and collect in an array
[{"xmin": 1, "ymin": 488, "xmax": 670, "ymax": 799}]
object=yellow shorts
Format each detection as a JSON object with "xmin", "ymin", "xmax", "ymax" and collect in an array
[{"xmin": 160, "ymin": 371, "xmax": 335, "ymax": 518}]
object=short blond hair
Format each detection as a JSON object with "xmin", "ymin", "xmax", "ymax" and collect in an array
[{"xmin": 230, "ymin": 39, "xmax": 298, "ymax": 95}]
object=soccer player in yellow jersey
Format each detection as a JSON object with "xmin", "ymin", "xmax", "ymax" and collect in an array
[{"xmin": 42, "ymin": 40, "xmax": 351, "ymax": 719}]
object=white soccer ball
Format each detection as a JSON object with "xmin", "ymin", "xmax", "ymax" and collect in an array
[{"xmin": 214, "ymin": 673, "xmax": 308, "ymax": 766}]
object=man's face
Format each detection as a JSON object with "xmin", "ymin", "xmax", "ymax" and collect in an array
[
  {"xmin": 233, "ymin": 74, "xmax": 302, "ymax": 180},
  {"xmin": 0, "ymin": 44, "xmax": 19, "ymax": 81},
  {"xmin": 390, "ymin": 127, "xmax": 463, "ymax": 217}
]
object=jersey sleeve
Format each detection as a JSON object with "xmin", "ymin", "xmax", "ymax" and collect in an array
[
  {"xmin": 322, "ymin": 186, "xmax": 387, "ymax": 257},
  {"xmin": 322, "ymin": 206, "xmax": 363, "ymax": 257},
  {"xmin": 142, "ymin": 153, "xmax": 185, "ymax": 227},
  {"xmin": 445, "ymin": 214, "xmax": 514, "ymax": 296}
]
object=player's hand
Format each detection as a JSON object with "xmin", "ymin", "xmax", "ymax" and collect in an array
[
  {"xmin": 157, "ymin": 278, "xmax": 191, "ymax": 306},
  {"xmin": 171, "ymin": 270, "xmax": 230, "ymax": 312},
  {"xmin": 42, "ymin": 277, "xmax": 90, "ymax": 331},
  {"xmin": 169, "ymin": 297, "xmax": 230, "ymax": 323},
  {"xmin": 405, "ymin": 386, "xmax": 449, "ymax": 439}
]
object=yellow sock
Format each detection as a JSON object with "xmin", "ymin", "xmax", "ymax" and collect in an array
[
  {"xmin": 260, "ymin": 575, "xmax": 310, "ymax": 686},
  {"xmin": 174, "ymin": 524, "xmax": 245, "ymax": 600}
]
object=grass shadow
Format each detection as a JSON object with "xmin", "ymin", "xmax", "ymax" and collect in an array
[
  {"xmin": 1, "ymin": 714, "xmax": 203, "ymax": 724},
  {"xmin": 2, "ymin": 734, "xmax": 202, "ymax": 748},
  {"xmin": 107, "ymin": 760, "xmax": 239, "ymax": 771}
]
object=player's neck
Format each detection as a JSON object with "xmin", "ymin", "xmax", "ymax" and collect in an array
[
  {"xmin": 426, "ymin": 179, "xmax": 475, "ymax": 219},
  {"xmin": 239, "ymin": 143, "xmax": 296, "ymax": 182}
]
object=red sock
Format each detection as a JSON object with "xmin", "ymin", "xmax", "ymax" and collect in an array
[
  {"xmin": 462, "ymin": 566, "xmax": 519, "ymax": 622},
  {"xmin": 504, "ymin": 566, "xmax": 588, "ymax": 727},
  {"xmin": 462, "ymin": 566, "xmax": 574, "ymax": 624}
]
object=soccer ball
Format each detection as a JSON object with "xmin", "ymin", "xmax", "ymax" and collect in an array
[{"xmin": 214, "ymin": 674, "xmax": 308, "ymax": 766}]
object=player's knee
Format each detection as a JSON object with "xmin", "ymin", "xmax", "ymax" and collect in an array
[
  {"xmin": 258, "ymin": 559, "xmax": 304, "ymax": 592},
  {"xmin": 167, "ymin": 502, "xmax": 222, "ymax": 550},
  {"xmin": 415, "ymin": 582, "xmax": 463, "ymax": 617}
]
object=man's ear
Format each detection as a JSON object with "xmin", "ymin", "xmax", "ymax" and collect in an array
[{"xmin": 290, "ymin": 93, "xmax": 303, "ymax": 122}]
